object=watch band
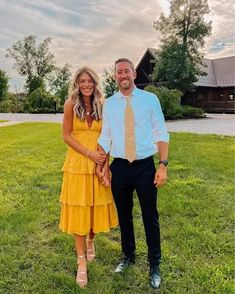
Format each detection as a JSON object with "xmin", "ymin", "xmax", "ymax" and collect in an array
[{"xmin": 159, "ymin": 160, "xmax": 168, "ymax": 166}]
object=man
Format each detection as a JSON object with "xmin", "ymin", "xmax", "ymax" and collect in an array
[{"xmin": 97, "ymin": 58, "xmax": 169, "ymax": 289}]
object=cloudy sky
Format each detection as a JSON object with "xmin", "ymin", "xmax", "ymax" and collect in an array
[{"xmin": 0, "ymin": 0, "xmax": 234, "ymax": 91}]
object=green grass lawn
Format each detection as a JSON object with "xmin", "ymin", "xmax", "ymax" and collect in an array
[
  {"xmin": 0, "ymin": 120, "xmax": 8, "ymax": 123},
  {"xmin": 0, "ymin": 123, "xmax": 234, "ymax": 294}
]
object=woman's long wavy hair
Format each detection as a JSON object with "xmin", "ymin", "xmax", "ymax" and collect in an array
[{"xmin": 68, "ymin": 66, "xmax": 104, "ymax": 121}]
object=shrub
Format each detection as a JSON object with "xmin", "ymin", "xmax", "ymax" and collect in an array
[
  {"xmin": 57, "ymin": 104, "xmax": 64, "ymax": 113},
  {"xmin": 145, "ymin": 85, "xmax": 182, "ymax": 117},
  {"xmin": 24, "ymin": 87, "xmax": 60, "ymax": 113},
  {"xmin": 0, "ymin": 98, "xmax": 13, "ymax": 112},
  {"xmin": 180, "ymin": 105, "xmax": 205, "ymax": 118},
  {"xmin": 0, "ymin": 93, "xmax": 26, "ymax": 113},
  {"xmin": 145, "ymin": 85, "xmax": 204, "ymax": 119}
]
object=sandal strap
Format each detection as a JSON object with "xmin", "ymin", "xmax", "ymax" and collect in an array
[{"xmin": 77, "ymin": 255, "xmax": 87, "ymax": 264}]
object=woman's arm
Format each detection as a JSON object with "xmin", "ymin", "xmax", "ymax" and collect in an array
[{"xmin": 63, "ymin": 100, "xmax": 106, "ymax": 165}]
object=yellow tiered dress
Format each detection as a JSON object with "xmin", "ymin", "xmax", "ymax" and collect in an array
[{"xmin": 59, "ymin": 114, "xmax": 118, "ymax": 235}]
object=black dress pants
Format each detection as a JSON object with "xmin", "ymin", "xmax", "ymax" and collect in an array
[{"xmin": 110, "ymin": 156, "xmax": 161, "ymax": 266}]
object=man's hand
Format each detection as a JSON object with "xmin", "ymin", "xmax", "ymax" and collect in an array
[
  {"xmin": 154, "ymin": 165, "xmax": 167, "ymax": 187},
  {"xmin": 102, "ymin": 165, "xmax": 111, "ymax": 184},
  {"xmin": 95, "ymin": 165, "xmax": 110, "ymax": 187}
]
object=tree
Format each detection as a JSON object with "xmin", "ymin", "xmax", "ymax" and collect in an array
[
  {"xmin": 6, "ymin": 35, "xmax": 56, "ymax": 92},
  {"xmin": 152, "ymin": 0, "xmax": 212, "ymax": 93},
  {"xmin": 102, "ymin": 67, "xmax": 118, "ymax": 98},
  {"xmin": 0, "ymin": 69, "xmax": 9, "ymax": 102},
  {"xmin": 24, "ymin": 87, "xmax": 59, "ymax": 113},
  {"xmin": 49, "ymin": 63, "xmax": 71, "ymax": 104},
  {"xmin": 28, "ymin": 76, "xmax": 45, "ymax": 94}
]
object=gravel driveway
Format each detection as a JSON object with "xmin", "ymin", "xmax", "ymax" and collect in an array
[{"xmin": 0, "ymin": 113, "xmax": 234, "ymax": 136}]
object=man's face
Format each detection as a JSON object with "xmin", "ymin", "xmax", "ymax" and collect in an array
[{"xmin": 115, "ymin": 62, "xmax": 136, "ymax": 91}]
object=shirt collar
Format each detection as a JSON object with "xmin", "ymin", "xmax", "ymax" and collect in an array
[{"xmin": 116, "ymin": 86, "xmax": 138, "ymax": 99}]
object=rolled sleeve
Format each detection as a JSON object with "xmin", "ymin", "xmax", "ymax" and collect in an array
[
  {"xmin": 98, "ymin": 101, "xmax": 112, "ymax": 153},
  {"xmin": 151, "ymin": 95, "xmax": 170, "ymax": 143}
]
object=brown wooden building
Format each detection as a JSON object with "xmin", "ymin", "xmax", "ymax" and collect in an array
[{"xmin": 135, "ymin": 48, "xmax": 235, "ymax": 113}]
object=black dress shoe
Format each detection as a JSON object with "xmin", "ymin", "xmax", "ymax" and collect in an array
[
  {"xmin": 150, "ymin": 265, "xmax": 161, "ymax": 288},
  {"xmin": 114, "ymin": 257, "xmax": 135, "ymax": 273}
]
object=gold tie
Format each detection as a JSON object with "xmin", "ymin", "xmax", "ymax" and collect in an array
[{"xmin": 125, "ymin": 96, "xmax": 136, "ymax": 162}]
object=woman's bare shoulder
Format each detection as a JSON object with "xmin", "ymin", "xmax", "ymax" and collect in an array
[{"xmin": 64, "ymin": 99, "xmax": 74, "ymax": 111}]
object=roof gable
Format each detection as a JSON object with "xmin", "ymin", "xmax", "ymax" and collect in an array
[{"xmin": 136, "ymin": 48, "xmax": 235, "ymax": 87}]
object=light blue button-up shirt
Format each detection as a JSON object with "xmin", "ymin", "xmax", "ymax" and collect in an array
[{"xmin": 98, "ymin": 87, "xmax": 169, "ymax": 159}]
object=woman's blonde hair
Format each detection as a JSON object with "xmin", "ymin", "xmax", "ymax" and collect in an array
[{"xmin": 68, "ymin": 66, "xmax": 104, "ymax": 120}]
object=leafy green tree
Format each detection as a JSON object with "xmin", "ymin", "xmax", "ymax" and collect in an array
[
  {"xmin": 50, "ymin": 63, "xmax": 71, "ymax": 104},
  {"xmin": 28, "ymin": 76, "xmax": 45, "ymax": 94},
  {"xmin": 102, "ymin": 67, "xmax": 118, "ymax": 98},
  {"xmin": 24, "ymin": 87, "xmax": 59, "ymax": 113},
  {"xmin": 0, "ymin": 69, "xmax": 9, "ymax": 102},
  {"xmin": 6, "ymin": 35, "xmax": 56, "ymax": 92},
  {"xmin": 152, "ymin": 0, "xmax": 212, "ymax": 93}
]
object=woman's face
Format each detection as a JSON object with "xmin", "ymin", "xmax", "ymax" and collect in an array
[{"xmin": 78, "ymin": 72, "xmax": 95, "ymax": 98}]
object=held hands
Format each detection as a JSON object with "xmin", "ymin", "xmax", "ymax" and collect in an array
[
  {"xmin": 154, "ymin": 165, "xmax": 167, "ymax": 188},
  {"xmin": 95, "ymin": 165, "xmax": 111, "ymax": 187},
  {"xmin": 87, "ymin": 150, "xmax": 106, "ymax": 164}
]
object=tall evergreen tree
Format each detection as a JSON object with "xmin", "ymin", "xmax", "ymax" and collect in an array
[{"xmin": 152, "ymin": 0, "xmax": 212, "ymax": 93}]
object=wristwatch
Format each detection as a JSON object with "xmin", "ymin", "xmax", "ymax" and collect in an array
[{"xmin": 159, "ymin": 160, "xmax": 168, "ymax": 166}]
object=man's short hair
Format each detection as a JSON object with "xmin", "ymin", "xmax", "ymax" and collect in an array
[{"xmin": 115, "ymin": 58, "xmax": 135, "ymax": 71}]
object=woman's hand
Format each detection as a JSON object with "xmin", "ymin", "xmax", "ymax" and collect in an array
[{"xmin": 88, "ymin": 150, "xmax": 106, "ymax": 164}]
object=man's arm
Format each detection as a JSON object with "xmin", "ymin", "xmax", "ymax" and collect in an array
[
  {"xmin": 98, "ymin": 101, "xmax": 112, "ymax": 154},
  {"xmin": 96, "ymin": 101, "xmax": 112, "ymax": 186},
  {"xmin": 154, "ymin": 141, "xmax": 169, "ymax": 187},
  {"xmin": 151, "ymin": 95, "xmax": 169, "ymax": 188}
]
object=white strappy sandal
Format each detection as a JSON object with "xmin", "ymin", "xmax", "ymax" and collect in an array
[
  {"xmin": 86, "ymin": 238, "xmax": 95, "ymax": 262},
  {"xmin": 76, "ymin": 255, "xmax": 87, "ymax": 288}
]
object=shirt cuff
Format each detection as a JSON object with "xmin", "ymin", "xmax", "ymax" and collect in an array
[
  {"xmin": 155, "ymin": 133, "xmax": 170, "ymax": 143},
  {"xmin": 97, "ymin": 139, "xmax": 111, "ymax": 154}
]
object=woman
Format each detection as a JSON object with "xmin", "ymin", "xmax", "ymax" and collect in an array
[{"xmin": 59, "ymin": 66, "xmax": 118, "ymax": 288}]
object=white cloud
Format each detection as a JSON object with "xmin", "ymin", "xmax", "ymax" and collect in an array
[
  {"xmin": 205, "ymin": 0, "xmax": 235, "ymax": 58},
  {"xmin": 0, "ymin": 0, "xmax": 234, "ymax": 91}
]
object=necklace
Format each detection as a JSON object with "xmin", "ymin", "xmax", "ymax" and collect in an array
[{"xmin": 85, "ymin": 102, "xmax": 90, "ymax": 115}]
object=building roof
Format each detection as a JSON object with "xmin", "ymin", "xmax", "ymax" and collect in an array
[
  {"xmin": 148, "ymin": 48, "xmax": 158, "ymax": 58},
  {"xmin": 135, "ymin": 48, "xmax": 158, "ymax": 70},
  {"xmin": 137, "ymin": 48, "xmax": 235, "ymax": 88},
  {"xmin": 195, "ymin": 56, "xmax": 235, "ymax": 87}
]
